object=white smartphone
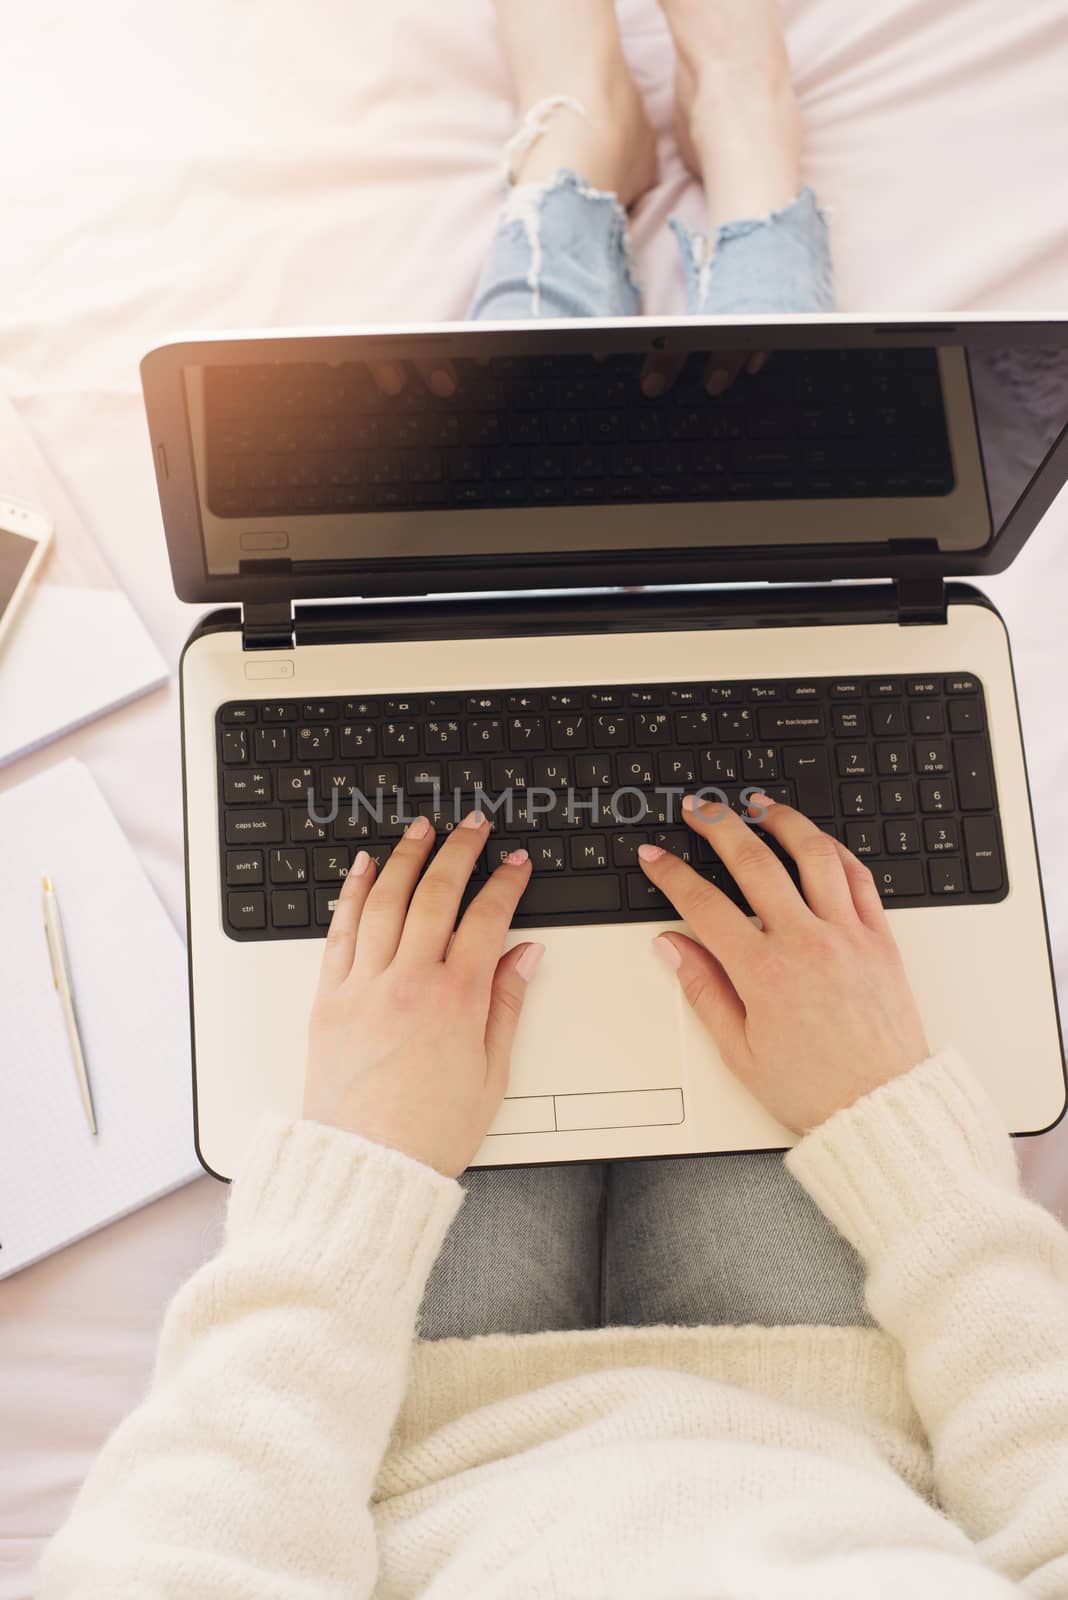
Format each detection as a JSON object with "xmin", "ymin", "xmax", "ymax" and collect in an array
[{"xmin": 0, "ymin": 494, "xmax": 54, "ymax": 653}]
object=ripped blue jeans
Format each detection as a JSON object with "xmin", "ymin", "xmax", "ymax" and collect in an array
[
  {"xmin": 469, "ymin": 168, "xmax": 835, "ymax": 320},
  {"xmin": 416, "ymin": 174, "xmax": 870, "ymax": 1343}
]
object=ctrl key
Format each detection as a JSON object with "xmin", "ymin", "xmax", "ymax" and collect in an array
[{"xmin": 227, "ymin": 891, "xmax": 266, "ymax": 930}]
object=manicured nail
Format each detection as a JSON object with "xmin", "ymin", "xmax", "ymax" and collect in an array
[
  {"xmin": 515, "ymin": 942, "xmax": 545, "ymax": 982},
  {"xmin": 378, "ymin": 362, "xmax": 405, "ymax": 395},
  {"xmin": 642, "ymin": 371, "xmax": 667, "ymax": 397},
  {"xmin": 746, "ymin": 352, "xmax": 768, "ymax": 376},
  {"xmin": 748, "ymin": 793, "xmax": 774, "ymax": 811},
  {"xmin": 682, "ymin": 793, "xmax": 697, "ymax": 812},
  {"xmin": 504, "ymin": 848, "xmax": 529, "ymax": 866},
  {"xmin": 638, "ymin": 843, "xmax": 665, "ymax": 863},
  {"xmin": 706, "ymin": 368, "xmax": 730, "ymax": 396},
  {"xmin": 351, "ymin": 849, "xmax": 371, "ymax": 876},
  {"xmin": 428, "ymin": 367, "xmax": 456, "ymax": 397},
  {"xmin": 406, "ymin": 815, "xmax": 431, "ymax": 839},
  {"xmin": 653, "ymin": 935, "xmax": 682, "ymax": 970},
  {"xmin": 460, "ymin": 809, "xmax": 485, "ymax": 829}
]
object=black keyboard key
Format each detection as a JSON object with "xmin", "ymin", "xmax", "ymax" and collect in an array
[
  {"xmin": 592, "ymin": 712, "xmax": 630, "ymax": 748},
  {"xmin": 225, "ymin": 850, "xmax": 263, "ymax": 885},
  {"xmin": 491, "ymin": 757, "xmax": 532, "ymax": 789},
  {"xmin": 270, "ymin": 889, "xmax": 309, "ymax": 928},
  {"xmin": 225, "ymin": 809, "xmax": 283, "ymax": 845},
  {"xmin": 675, "ymin": 711, "xmax": 714, "ymax": 744},
  {"xmin": 339, "ymin": 723, "xmax": 376, "ymax": 758},
  {"xmin": 784, "ymin": 747, "xmax": 833, "ymax": 816},
  {"xmin": 262, "ymin": 702, "xmax": 298, "ymax": 722},
  {"xmin": 449, "ymin": 759, "xmax": 486, "ymax": 789},
  {"xmin": 227, "ymin": 891, "xmax": 266, "ymax": 929},
  {"xmin": 552, "ymin": 715, "xmax": 588, "ymax": 749},
  {"xmin": 508, "ymin": 693, "xmax": 542, "ymax": 711},
  {"xmin": 519, "ymin": 875, "xmax": 623, "ymax": 917},
  {"xmin": 757, "ymin": 708, "xmax": 825, "ymax": 741},
  {"xmin": 528, "ymin": 835, "xmax": 567, "ymax": 871},
  {"xmin": 929, "ymin": 858, "xmax": 965, "ymax": 895},
  {"xmin": 612, "ymin": 830, "xmax": 648, "ymax": 867},
  {"xmin": 836, "ymin": 745, "xmax": 871, "ymax": 777},
  {"xmin": 296, "ymin": 725, "xmax": 334, "ymax": 759},
  {"xmin": 362, "ymin": 762, "xmax": 401, "ymax": 793},
  {"xmin": 845, "ymin": 822, "xmax": 878, "ymax": 858},
  {"xmin": 829, "ymin": 680, "xmax": 863, "ymax": 699},
  {"xmin": 924, "ymin": 818, "xmax": 960, "ymax": 853},
  {"xmin": 425, "ymin": 719, "xmax": 462, "ymax": 754},
  {"xmin": 700, "ymin": 749, "xmax": 738, "ymax": 784},
  {"xmin": 659, "ymin": 752, "xmax": 698, "ymax": 786},
  {"xmin": 270, "ymin": 848, "xmax": 309, "ymax": 884},
  {"xmin": 383, "ymin": 721, "xmax": 420, "ymax": 756},
  {"xmin": 254, "ymin": 727, "xmax": 292, "ymax": 763},
  {"xmin": 653, "ymin": 829, "xmax": 694, "ymax": 864},
  {"xmin": 868, "ymin": 679, "xmax": 902, "ymax": 697},
  {"xmin": 221, "ymin": 729, "xmax": 248, "ymax": 765},
  {"xmin": 906, "ymin": 678, "xmax": 940, "ymax": 697},
  {"xmin": 533, "ymin": 755, "xmax": 572, "ymax": 788},
  {"xmin": 717, "ymin": 707, "xmax": 753, "ymax": 740},
  {"xmin": 832, "ymin": 705, "xmax": 865, "ymax": 737},
  {"xmin": 884, "ymin": 819, "xmax": 921, "ymax": 855},
  {"xmin": 916, "ymin": 740, "xmax": 951, "ymax": 775},
  {"xmin": 625, "ymin": 876, "xmax": 672, "ymax": 912},
  {"xmin": 876, "ymin": 742, "xmax": 911, "ymax": 777},
  {"xmin": 949, "ymin": 698, "xmax": 983, "ymax": 734},
  {"xmin": 841, "ymin": 783, "xmax": 876, "ymax": 816},
  {"xmin": 869, "ymin": 703, "xmax": 906, "ymax": 737},
  {"xmin": 570, "ymin": 835, "xmax": 610, "ymax": 870},
  {"xmin": 224, "ymin": 769, "xmax": 271, "ymax": 804},
  {"xmin": 468, "ymin": 718, "xmax": 504, "ymax": 753},
  {"xmin": 909, "ymin": 702, "xmax": 944, "ymax": 735},
  {"xmin": 963, "ymin": 815, "xmax": 1003, "ymax": 892},
  {"xmin": 878, "ymin": 780, "xmax": 914, "ymax": 814},
  {"xmin": 315, "ymin": 886, "xmax": 344, "ymax": 925},
  {"xmin": 548, "ymin": 691, "xmax": 584, "ymax": 710},
  {"xmin": 289, "ymin": 808, "xmax": 330, "ymax": 843},
  {"xmin": 221, "ymin": 703, "xmax": 257, "ymax": 724},
  {"xmin": 741, "ymin": 747, "xmax": 779, "ymax": 784},
  {"xmin": 945, "ymin": 675, "xmax": 979, "ymax": 695},
  {"xmin": 407, "ymin": 762, "xmax": 444, "ymax": 794},
  {"xmin": 873, "ymin": 861, "xmax": 924, "ymax": 899},
  {"xmin": 575, "ymin": 755, "xmax": 613, "ymax": 788},
  {"xmin": 312, "ymin": 846, "xmax": 350, "ymax": 881},
  {"xmin": 508, "ymin": 716, "xmax": 545, "ymax": 751},
  {"xmin": 954, "ymin": 739, "xmax": 994, "ymax": 809},
  {"xmin": 919, "ymin": 778, "xmax": 953, "ymax": 813}
]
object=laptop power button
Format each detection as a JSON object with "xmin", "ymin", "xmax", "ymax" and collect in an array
[{"xmin": 243, "ymin": 659, "xmax": 295, "ymax": 680}]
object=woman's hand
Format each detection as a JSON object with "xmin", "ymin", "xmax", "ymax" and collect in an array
[
  {"xmin": 303, "ymin": 812, "xmax": 544, "ymax": 1178},
  {"xmin": 638, "ymin": 794, "xmax": 930, "ymax": 1134}
]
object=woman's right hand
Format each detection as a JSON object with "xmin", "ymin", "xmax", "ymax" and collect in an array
[{"xmin": 637, "ymin": 794, "xmax": 931, "ymax": 1135}]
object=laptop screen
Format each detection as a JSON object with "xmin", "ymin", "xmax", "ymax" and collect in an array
[{"xmin": 164, "ymin": 326, "xmax": 1068, "ymax": 588}]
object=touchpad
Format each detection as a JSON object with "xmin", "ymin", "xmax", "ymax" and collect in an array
[{"xmin": 502, "ymin": 923, "xmax": 691, "ymax": 1103}]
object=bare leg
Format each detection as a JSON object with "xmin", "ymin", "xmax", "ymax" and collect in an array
[
  {"xmin": 660, "ymin": 0, "xmax": 802, "ymax": 226},
  {"xmin": 493, "ymin": 0, "xmax": 658, "ymax": 205}
]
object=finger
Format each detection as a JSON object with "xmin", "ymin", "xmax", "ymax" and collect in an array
[
  {"xmin": 746, "ymin": 351, "xmax": 769, "ymax": 377},
  {"xmin": 636, "ymin": 840, "xmax": 758, "ymax": 980},
  {"xmin": 833, "ymin": 839, "xmax": 891, "ymax": 933},
  {"xmin": 652, "ymin": 931, "xmax": 749, "ymax": 1065},
  {"xmin": 640, "ymin": 351, "xmax": 687, "ymax": 398},
  {"xmin": 367, "ymin": 359, "xmax": 406, "ymax": 397},
  {"xmin": 681, "ymin": 792, "xmax": 808, "ymax": 930},
  {"xmin": 352, "ymin": 814, "xmax": 435, "ymax": 975},
  {"xmin": 395, "ymin": 809, "xmax": 489, "ymax": 966},
  {"xmin": 483, "ymin": 941, "xmax": 545, "ymax": 1100},
  {"xmin": 701, "ymin": 351, "xmax": 749, "ymax": 396},
  {"xmin": 318, "ymin": 849, "xmax": 377, "ymax": 987},
  {"xmin": 745, "ymin": 795, "xmax": 857, "ymax": 926},
  {"xmin": 447, "ymin": 849, "xmax": 533, "ymax": 990},
  {"xmin": 413, "ymin": 357, "xmax": 458, "ymax": 399}
]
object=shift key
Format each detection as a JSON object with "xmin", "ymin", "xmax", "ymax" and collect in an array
[
  {"xmin": 954, "ymin": 738, "xmax": 994, "ymax": 810},
  {"xmin": 964, "ymin": 816, "xmax": 1004, "ymax": 893}
]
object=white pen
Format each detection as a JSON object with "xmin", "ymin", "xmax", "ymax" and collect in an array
[{"xmin": 41, "ymin": 875, "xmax": 97, "ymax": 1136}]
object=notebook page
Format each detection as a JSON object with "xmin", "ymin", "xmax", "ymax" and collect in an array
[{"xmin": 0, "ymin": 758, "xmax": 201, "ymax": 1278}]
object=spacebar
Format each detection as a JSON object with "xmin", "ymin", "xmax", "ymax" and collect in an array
[{"xmin": 517, "ymin": 875, "xmax": 622, "ymax": 918}]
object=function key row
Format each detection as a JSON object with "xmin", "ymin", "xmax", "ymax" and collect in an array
[{"xmin": 218, "ymin": 674, "xmax": 982, "ymax": 725}]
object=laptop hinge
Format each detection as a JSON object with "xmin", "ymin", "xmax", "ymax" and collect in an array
[
  {"xmin": 241, "ymin": 599, "xmax": 295, "ymax": 651},
  {"xmin": 895, "ymin": 577, "xmax": 947, "ymax": 626}
]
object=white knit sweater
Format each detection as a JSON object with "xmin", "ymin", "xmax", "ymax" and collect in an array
[{"xmin": 39, "ymin": 1048, "xmax": 1068, "ymax": 1598}]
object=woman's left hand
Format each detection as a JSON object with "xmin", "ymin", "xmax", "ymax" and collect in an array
[{"xmin": 303, "ymin": 812, "xmax": 544, "ymax": 1178}]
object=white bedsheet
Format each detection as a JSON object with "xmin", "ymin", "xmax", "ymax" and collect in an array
[{"xmin": 1, "ymin": 2, "xmax": 1067, "ymax": 1593}]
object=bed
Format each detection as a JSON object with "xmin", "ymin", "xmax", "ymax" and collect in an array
[{"xmin": 1, "ymin": 1, "xmax": 1066, "ymax": 1592}]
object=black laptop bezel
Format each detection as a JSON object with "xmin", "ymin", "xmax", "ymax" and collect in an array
[{"xmin": 141, "ymin": 315, "xmax": 1068, "ymax": 605}]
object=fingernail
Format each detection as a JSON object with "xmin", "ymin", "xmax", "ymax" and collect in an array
[
  {"xmin": 380, "ymin": 362, "xmax": 405, "ymax": 396},
  {"xmin": 682, "ymin": 793, "xmax": 697, "ymax": 812},
  {"xmin": 352, "ymin": 849, "xmax": 371, "ymax": 876},
  {"xmin": 460, "ymin": 809, "xmax": 485, "ymax": 829},
  {"xmin": 504, "ymin": 848, "xmax": 529, "ymax": 866},
  {"xmin": 406, "ymin": 815, "xmax": 431, "ymax": 839},
  {"xmin": 748, "ymin": 793, "xmax": 774, "ymax": 810},
  {"xmin": 428, "ymin": 368, "xmax": 456, "ymax": 397},
  {"xmin": 706, "ymin": 368, "xmax": 730, "ymax": 396},
  {"xmin": 642, "ymin": 372, "xmax": 667, "ymax": 397},
  {"xmin": 653, "ymin": 935, "xmax": 682, "ymax": 970},
  {"xmin": 746, "ymin": 352, "xmax": 768, "ymax": 376},
  {"xmin": 638, "ymin": 843, "xmax": 665, "ymax": 863},
  {"xmin": 515, "ymin": 942, "xmax": 545, "ymax": 982}
]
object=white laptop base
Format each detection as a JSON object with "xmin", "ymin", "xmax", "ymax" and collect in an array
[{"xmin": 182, "ymin": 598, "xmax": 1064, "ymax": 1182}]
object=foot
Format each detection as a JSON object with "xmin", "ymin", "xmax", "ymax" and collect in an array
[
  {"xmin": 659, "ymin": 0, "xmax": 802, "ymax": 226},
  {"xmin": 493, "ymin": 0, "xmax": 658, "ymax": 208}
]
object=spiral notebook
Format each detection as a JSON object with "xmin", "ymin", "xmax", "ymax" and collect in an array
[{"xmin": 0, "ymin": 759, "xmax": 200, "ymax": 1279}]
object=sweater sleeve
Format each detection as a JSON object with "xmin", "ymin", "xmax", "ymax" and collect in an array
[
  {"xmin": 38, "ymin": 1115, "xmax": 463, "ymax": 1600},
  {"xmin": 786, "ymin": 1047, "xmax": 1068, "ymax": 1596}
]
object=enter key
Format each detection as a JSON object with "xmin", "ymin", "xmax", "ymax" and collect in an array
[
  {"xmin": 963, "ymin": 814, "xmax": 1005, "ymax": 894},
  {"xmin": 783, "ymin": 746, "xmax": 834, "ymax": 818}
]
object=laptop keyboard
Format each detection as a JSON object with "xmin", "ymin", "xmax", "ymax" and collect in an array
[
  {"xmin": 215, "ymin": 672, "xmax": 1006, "ymax": 941},
  {"xmin": 203, "ymin": 348, "xmax": 955, "ymax": 519}
]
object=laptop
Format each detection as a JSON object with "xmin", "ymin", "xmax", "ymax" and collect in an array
[{"xmin": 141, "ymin": 314, "xmax": 1068, "ymax": 1183}]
